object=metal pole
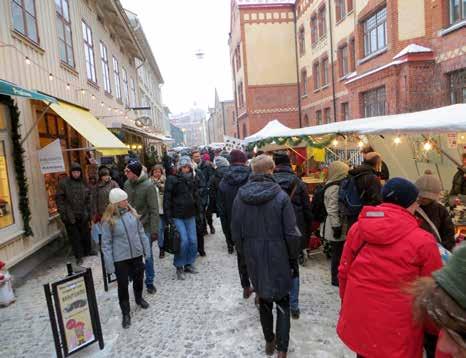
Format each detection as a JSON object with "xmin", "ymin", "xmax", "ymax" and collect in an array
[
  {"xmin": 20, "ymin": 101, "xmax": 52, "ymax": 146},
  {"xmin": 293, "ymin": 6, "xmax": 303, "ymax": 128},
  {"xmin": 44, "ymin": 284, "xmax": 63, "ymax": 358},
  {"xmin": 66, "ymin": 263, "xmax": 73, "ymax": 276}
]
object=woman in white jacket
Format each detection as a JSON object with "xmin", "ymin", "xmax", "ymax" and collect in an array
[
  {"xmin": 101, "ymin": 188, "xmax": 151, "ymax": 329},
  {"xmin": 323, "ymin": 161, "xmax": 349, "ymax": 287}
]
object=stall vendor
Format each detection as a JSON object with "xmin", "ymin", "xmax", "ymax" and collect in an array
[{"xmin": 450, "ymin": 153, "xmax": 466, "ymax": 197}]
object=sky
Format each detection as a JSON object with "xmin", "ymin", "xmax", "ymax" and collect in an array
[{"xmin": 121, "ymin": 0, "xmax": 233, "ymax": 115}]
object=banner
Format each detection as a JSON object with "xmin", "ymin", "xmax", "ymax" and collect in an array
[
  {"xmin": 224, "ymin": 136, "xmax": 244, "ymax": 151},
  {"xmin": 39, "ymin": 139, "xmax": 65, "ymax": 174}
]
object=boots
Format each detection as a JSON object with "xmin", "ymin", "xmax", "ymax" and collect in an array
[
  {"xmin": 277, "ymin": 352, "xmax": 287, "ymax": 358},
  {"xmin": 227, "ymin": 246, "xmax": 234, "ymax": 254},
  {"xmin": 265, "ymin": 337, "xmax": 276, "ymax": 356},
  {"xmin": 243, "ymin": 287, "xmax": 254, "ymax": 299},
  {"xmin": 136, "ymin": 298, "xmax": 150, "ymax": 309},
  {"xmin": 184, "ymin": 265, "xmax": 199, "ymax": 274},
  {"xmin": 159, "ymin": 249, "xmax": 165, "ymax": 259},
  {"xmin": 209, "ymin": 224, "xmax": 215, "ymax": 234},
  {"xmin": 176, "ymin": 267, "xmax": 186, "ymax": 280},
  {"xmin": 291, "ymin": 309, "xmax": 300, "ymax": 320},
  {"xmin": 122, "ymin": 314, "xmax": 131, "ymax": 329}
]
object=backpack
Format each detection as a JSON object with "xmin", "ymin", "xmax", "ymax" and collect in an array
[
  {"xmin": 338, "ymin": 174, "xmax": 366, "ymax": 218},
  {"xmin": 311, "ymin": 182, "xmax": 339, "ymax": 223}
]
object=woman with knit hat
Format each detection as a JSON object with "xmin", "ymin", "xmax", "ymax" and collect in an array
[
  {"xmin": 411, "ymin": 245, "xmax": 466, "ymax": 357},
  {"xmin": 337, "ymin": 178, "xmax": 443, "ymax": 358},
  {"xmin": 101, "ymin": 188, "xmax": 151, "ymax": 329},
  {"xmin": 415, "ymin": 170, "xmax": 455, "ymax": 251},
  {"xmin": 322, "ymin": 161, "xmax": 349, "ymax": 286},
  {"xmin": 164, "ymin": 156, "xmax": 201, "ymax": 280}
]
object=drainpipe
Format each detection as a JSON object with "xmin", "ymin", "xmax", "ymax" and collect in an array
[
  {"xmin": 328, "ymin": 0, "xmax": 338, "ymax": 122},
  {"xmin": 293, "ymin": 5, "xmax": 303, "ymax": 128}
]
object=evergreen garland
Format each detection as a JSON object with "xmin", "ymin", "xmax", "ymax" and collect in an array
[
  {"xmin": 247, "ymin": 134, "xmax": 335, "ymax": 152},
  {"xmin": 0, "ymin": 96, "xmax": 33, "ymax": 236}
]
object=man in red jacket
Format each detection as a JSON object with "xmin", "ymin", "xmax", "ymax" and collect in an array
[{"xmin": 338, "ymin": 177, "xmax": 443, "ymax": 358}]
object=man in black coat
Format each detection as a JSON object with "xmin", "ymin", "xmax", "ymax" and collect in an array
[
  {"xmin": 193, "ymin": 150, "xmax": 215, "ymax": 234},
  {"xmin": 232, "ymin": 155, "xmax": 301, "ymax": 357},
  {"xmin": 218, "ymin": 150, "xmax": 252, "ymax": 297},
  {"xmin": 273, "ymin": 151, "xmax": 312, "ymax": 319}
]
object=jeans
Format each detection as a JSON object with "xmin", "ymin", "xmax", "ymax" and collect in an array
[
  {"xmin": 173, "ymin": 217, "xmax": 197, "ymax": 268},
  {"xmin": 158, "ymin": 215, "xmax": 165, "ymax": 249},
  {"xmin": 115, "ymin": 256, "xmax": 144, "ymax": 315},
  {"xmin": 290, "ymin": 276, "xmax": 300, "ymax": 312},
  {"xmin": 259, "ymin": 295, "xmax": 291, "ymax": 353},
  {"xmin": 65, "ymin": 218, "xmax": 91, "ymax": 259},
  {"xmin": 144, "ymin": 231, "xmax": 155, "ymax": 287},
  {"xmin": 331, "ymin": 241, "xmax": 345, "ymax": 286}
]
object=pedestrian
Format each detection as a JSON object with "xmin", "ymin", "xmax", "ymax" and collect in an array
[
  {"xmin": 208, "ymin": 156, "xmax": 232, "ymax": 253},
  {"xmin": 150, "ymin": 164, "xmax": 167, "ymax": 258},
  {"xmin": 410, "ymin": 245, "xmax": 466, "ymax": 358},
  {"xmin": 273, "ymin": 151, "xmax": 312, "ymax": 319},
  {"xmin": 450, "ymin": 153, "xmax": 466, "ymax": 197},
  {"xmin": 218, "ymin": 149, "xmax": 252, "ymax": 298},
  {"xmin": 232, "ymin": 155, "xmax": 301, "ymax": 358},
  {"xmin": 124, "ymin": 160, "xmax": 159, "ymax": 295},
  {"xmin": 322, "ymin": 161, "xmax": 349, "ymax": 287},
  {"xmin": 92, "ymin": 165, "xmax": 120, "ymax": 222},
  {"xmin": 345, "ymin": 151, "xmax": 383, "ymax": 227},
  {"xmin": 415, "ymin": 170, "xmax": 455, "ymax": 251},
  {"xmin": 361, "ymin": 145, "xmax": 390, "ymax": 181},
  {"xmin": 56, "ymin": 163, "xmax": 92, "ymax": 265},
  {"xmin": 164, "ymin": 156, "xmax": 201, "ymax": 280},
  {"xmin": 101, "ymin": 188, "xmax": 151, "ymax": 329},
  {"xmin": 192, "ymin": 150, "xmax": 215, "ymax": 234},
  {"xmin": 337, "ymin": 178, "xmax": 443, "ymax": 358}
]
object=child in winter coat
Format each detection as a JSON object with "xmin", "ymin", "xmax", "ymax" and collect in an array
[{"xmin": 101, "ymin": 188, "xmax": 151, "ymax": 329}]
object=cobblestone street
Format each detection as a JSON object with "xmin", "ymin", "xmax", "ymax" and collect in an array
[{"xmin": 1, "ymin": 220, "xmax": 351, "ymax": 358}]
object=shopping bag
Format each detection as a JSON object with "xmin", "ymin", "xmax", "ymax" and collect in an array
[{"xmin": 165, "ymin": 223, "xmax": 181, "ymax": 255}]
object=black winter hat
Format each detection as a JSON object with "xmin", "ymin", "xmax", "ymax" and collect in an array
[
  {"xmin": 273, "ymin": 151, "xmax": 291, "ymax": 166},
  {"xmin": 382, "ymin": 177, "xmax": 419, "ymax": 209},
  {"xmin": 127, "ymin": 160, "xmax": 142, "ymax": 177},
  {"xmin": 70, "ymin": 162, "xmax": 82, "ymax": 173}
]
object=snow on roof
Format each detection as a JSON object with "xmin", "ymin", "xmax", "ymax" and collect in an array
[
  {"xmin": 345, "ymin": 60, "xmax": 403, "ymax": 85},
  {"xmin": 237, "ymin": 0, "xmax": 295, "ymax": 6},
  {"xmin": 393, "ymin": 44, "xmax": 432, "ymax": 59},
  {"xmin": 244, "ymin": 120, "xmax": 293, "ymax": 144}
]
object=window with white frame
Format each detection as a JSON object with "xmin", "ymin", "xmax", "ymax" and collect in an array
[
  {"xmin": 56, "ymin": 0, "xmax": 74, "ymax": 67},
  {"xmin": 130, "ymin": 77, "xmax": 136, "ymax": 107},
  {"xmin": 363, "ymin": 7, "xmax": 387, "ymax": 57},
  {"xmin": 363, "ymin": 86, "xmax": 386, "ymax": 117},
  {"xmin": 11, "ymin": 0, "xmax": 39, "ymax": 43},
  {"xmin": 82, "ymin": 20, "xmax": 96, "ymax": 83},
  {"xmin": 450, "ymin": 0, "xmax": 466, "ymax": 24},
  {"xmin": 113, "ymin": 56, "xmax": 121, "ymax": 100},
  {"xmin": 100, "ymin": 41, "xmax": 111, "ymax": 93},
  {"xmin": 122, "ymin": 67, "xmax": 129, "ymax": 107}
]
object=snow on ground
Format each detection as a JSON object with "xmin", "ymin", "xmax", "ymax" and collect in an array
[{"xmin": 0, "ymin": 219, "xmax": 352, "ymax": 357}]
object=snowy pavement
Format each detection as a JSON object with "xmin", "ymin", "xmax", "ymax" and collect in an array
[{"xmin": 0, "ymin": 219, "xmax": 352, "ymax": 357}]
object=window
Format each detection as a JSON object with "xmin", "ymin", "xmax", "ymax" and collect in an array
[
  {"xmin": 316, "ymin": 110, "xmax": 322, "ymax": 125},
  {"xmin": 342, "ymin": 102, "xmax": 350, "ymax": 121},
  {"xmin": 237, "ymin": 82, "xmax": 244, "ymax": 108},
  {"xmin": 349, "ymin": 38, "xmax": 356, "ymax": 71},
  {"xmin": 236, "ymin": 44, "xmax": 242, "ymax": 69},
  {"xmin": 55, "ymin": 0, "xmax": 74, "ymax": 67},
  {"xmin": 449, "ymin": 69, "xmax": 466, "ymax": 104},
  {"xmin": 339, "ymin": 44, "xmax": 349, "ymax": 76},
  {"xmin": 100, "ymin": 41, "xmax": 111, "ymax": 93},
  {"xmin": 301, "ymin": 68, "xmax": 308, "ymax": 96},
  {"xmin": 318, "ymin": 5, "xmax": 327, "ymax": 38},
  {"xmin": 363, "ymin": 86, "xmax": 386, "ymax": 117},
  {"xmin": 322, "ymin": 57, "xmax": 329, "ymax": 86},
  {"xmin": 450, "ymin": 0, "xmax": 466, "ymax": 24},
  {"xmin": 113, "ymin": 57, "xmax": 121, "ymax": 100},
  {"xmin": 82, "ymin": 21, "xmax": 97, "ymax": 83},
  {"xmin": 336, "ymin": 0, "xmax": 346, "ymax": 22},
  {"xmin": 348, "ymin": 0, "xmax": 354, "ymax": 12},
  {"xmin": 0, "ymin": 140, "xmax": 14, "ymax": 229},
  {"xmin": 11, "ymin": 0, "xmax": 39, "ymax": 43},
  {"xmin": 311, "ymin": 15, "xmax": 318, "ymax": 45},
  {"xmin": 324, "ymin": 108, "xmax": 331, "ymax": 123},
  {"xmin": 313, "ymin": 61, "xmax": 320, "ymax": 89},
  {"xmin": 299, "ymin": 26, "xmax": 305, "ymax": 56},
  {"xmin": 363, "ymin": 7, "xmax": 387, "ymax": 57},
  {"xmin": 122, "ymin": 67, "xmax": 129, "ymax": 106},
  {"xmin": 130, "ymin": 77, "xmax": 136, "ymax": 107},
  {"xmin": 242, "ymin": 123, "xmax": 247, "ymax": 139},
  {"xmin": 304, "ymin": 114, "xmax": 310, "ymax": 126}
]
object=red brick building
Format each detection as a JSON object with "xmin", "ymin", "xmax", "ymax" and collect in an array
[
  {"xmin": 229, "ymin": 0, "xmax": 300, "ymax": 139},
  {"xmin": 296, "ymin": 0, "xmax": 466, "ymax": 125}
]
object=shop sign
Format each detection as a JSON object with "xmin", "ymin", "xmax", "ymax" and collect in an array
[
  {"xmin": 44, "ymin": 267, "xmax": 104, "ymax": 357},
  {"xmin": 224, "ymin": 136, "xmax": 244, "ymax": 150},
  {"xmin": 39, "ymin": 139, "xmax": 65, "ymax": 174}
]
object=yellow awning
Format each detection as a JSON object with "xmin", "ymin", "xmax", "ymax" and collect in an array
[{"xmin": 47, "ymin": 101, "xmax": 128, "ymax": 156}]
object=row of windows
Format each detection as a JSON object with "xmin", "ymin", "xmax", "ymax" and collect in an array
[
  {"xmin": 234, "ymin": 44, "xmax": 242, "ymax": 72},
  {"xmin": 11, "ymin": 0, "xmax": 137, "ymax": 107},
  {"xmin": 237, "ymin": 82, "xmax": 244, "ymax": 108}
]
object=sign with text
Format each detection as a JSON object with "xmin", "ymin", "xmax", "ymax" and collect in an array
[{"xmin": 39, "ymin": 139, "xmax": 65, "ymax": 174}]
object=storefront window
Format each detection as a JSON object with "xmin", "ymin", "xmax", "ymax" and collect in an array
[
  {"xmin": 38, "ymin": 112, "xmax": 82, "ymax": 216},
  {"xmin": 0, "ymin": 142, "xmax": 14, "ymax": 229}
]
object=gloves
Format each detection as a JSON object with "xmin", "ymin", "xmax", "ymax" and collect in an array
[
  {"xmin": 150, "ymin": 233, "xmax": 158, "ymax": 243},
  {"xmin": 332, "ymin": 226, "xmax": 343, "ymax": 239},
  {"xmin": 290, "ymin": 260, "xmax": 299, "ymax": 278}
]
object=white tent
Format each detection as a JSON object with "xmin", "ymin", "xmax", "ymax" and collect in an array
[{"xmin": 244, "ymin": 120, "xmax": 293, "ymax": 144}]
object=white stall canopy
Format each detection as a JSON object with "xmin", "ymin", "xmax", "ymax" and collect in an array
[{"xmin": 244, "ymin": 120, "xmax": 293, "ymax": 144}]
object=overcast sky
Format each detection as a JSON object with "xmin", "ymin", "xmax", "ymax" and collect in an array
[{"xmin": 121, "ymin": 0, "xmax": 233, "ymax": 115}]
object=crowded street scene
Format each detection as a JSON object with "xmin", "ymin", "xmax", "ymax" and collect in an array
[{"xmin": 0, "ymin": 0, "xmax": 466, "ymax": 357}]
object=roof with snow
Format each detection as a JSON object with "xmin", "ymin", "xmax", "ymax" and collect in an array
[
  {"xmin": 244, "ymin": 120, "xmax": 293, "ymax": 144},
  {"xmin": 393, "ymin": 44, "xmax": 433, "ymax": 59}
]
